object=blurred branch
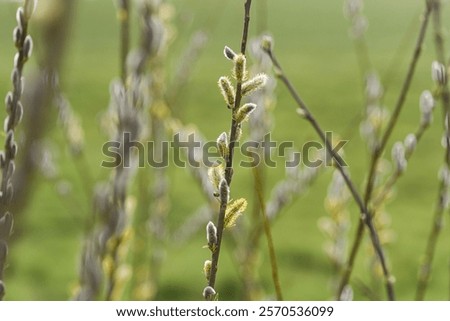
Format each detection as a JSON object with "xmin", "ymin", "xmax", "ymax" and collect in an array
[
  {"xmin": 240, "ymin": 35, "xmax": 275, "ymax": 300},
  {"xmin": 75, "ymin": 0, "xmax": 159, "ymax": 301},
  {"xmin": 263, "ymin": 40, "xmax": 395, "ymax": 300},
  {"xmin": 372, "ymin": 117, "xmax": 433, "ymax": 209},
  {"xmin": 254, "ymin": 165, "xmax": 283, "ymax": 300},
  {"xmin": 0, "ymin": 0, "xmax": 37, "ymax": 300},
  {"xmin": 12, "ymin": 0, "xmax": 77, "ymax": 217},
  {"xmin": 166, "ymin": 31, "xmax": 208, "ymax": 109},
  {"xmin": 338, "ymin": 0, "xmax": 432, "ymax": 299},
  {"xmin": 343, "ymin": 0, "xmax": 372, "ymax": 82},
  {"xmin": 364, "ymin": 0, "xmax": 432, "ymax": 205},
  {"xmin": 416, "ymin": 0, "xmax": 450, "ymax": 300},
  {"xmin": 126, "ymin": 0, "xmax": 173, "ymax": 300}
]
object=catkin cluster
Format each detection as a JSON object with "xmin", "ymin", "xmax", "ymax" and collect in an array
[
  {"xmin": 0, "ymin": 0, "xmax": 36, "ymax": 300},
  {"xmin": 202, "ymin": 46, "xmax": 267, "ymax": 300}
]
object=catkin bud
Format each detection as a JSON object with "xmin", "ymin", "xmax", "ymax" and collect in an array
[
  {"xmin": 13, "ymin": 26, "xmax": 22, "ymax": 49},
  {"xmin": 219, "ymin": 178, "xmax": 229, "ymax": 205},
  {"xmin": 16, "ymin": 7, "xmax": 24, "ymax": 28},
  {"xmin": 218, "ymin": 76, "xmax": 235, "ymax": 108},
  {"xmin": 339, "ymin": 284, "xmax": 354, "ymax": 301},
  {"xmin": 296, "ymin": 108, "xmax": 307, "ymax": 118},
  {"xmin": 11, "ymin": 68, "xmax": 20, "ymax": 89},
  {"xmin": 242, "ymin": 73, "xmax": 268, "ymax": 97},
  {"xmin": 441, "ymin": 134, "xmax": 450, "ymax": 149},
  {"xmin": 365, "ymin": 73, "xmax": 383, "ymax": 101},
  {"xmin": 343, "ymin": 0, "xmax": 363, "ymax": 19},
  {"xmin": 217, "ymin": 132, "xmax": 229, "ymax": 160},
  {"xmin": 23, "ymin": 0, "xmax": 37, "ymax": 21},
  {"xmin": 206, "ymin": 221, "xmax": 217, "ymax": 251},
  {"xmin": 391, "ymin": 142, "xmax": 407, "ymax": 174},
  {"xmin": 439, "ymin": 165, "xmax": 450, "ymax": 209},
  {"xmin": 431, "ymin": 61, "xmax": 447, "ymax": 86},
  {"xmin": 235, "ymin": 103, "xmax": 256, "ymax": 123},
  {"xmin": 3, "ymin": 117, "xmax": 10, "ymax": 134},
  {"xmin": 13, "ymin": 102, "xmax": 23, "ymax": 127},
  {"xmin": 23, "ymin": 36, "xmax": 33, "ymax": 60},
  {"xmin": 208, "ymin": 163, "xmax": 224, "ymax": 191},
  {"xmin": 404, "ymin": 133, "xmax": 417, "ymax": 157},
  {"xmin": 203, "ymin": 286, "xmax": 216, "ymax": 301},
  {"xmin": 10, "ymin": 143, "xmax": 17, "ymax": 159},
  {"xmin": 419, "ymin": 90, "xmax": 435, "ymax": 126},
  {"xmin": 261, "ymin": 35, "xmax": 274, "ymax": 53},
  {"xmin": 439, "ymin": 165, "xmax": 450, "ymax": 186},
  {"xmin": 203, "ymin": 260, "xmax": 212, "ymax": 281},
  {"xmin": 5, "ymin": 92, "xmax": 13, "ymax": 115},
  {"xmin": 349, "ymin": 15, "xmax": 368, "ymax": 39},
  {"xmin": 13, "ymin": 53, "xmax": 20, "ymax": 70},
  {"xmin": 233, "ymin": 54, "xmax": 247, "ymax": 82},
  {"xmin": 11, "ymin": 68, "xmax": 22, "ymax": 95},
  {"xmin": 223, "ymin": 46, "xmax": 236, "ymax": 60}
]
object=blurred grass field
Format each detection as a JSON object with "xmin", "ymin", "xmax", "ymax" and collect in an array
[{"xmin": 0, "ymin": 0, "xmax": 450, "ymax": 300}]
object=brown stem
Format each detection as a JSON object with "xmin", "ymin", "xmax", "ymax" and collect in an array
[
  {"xmin": 337, "ymin": 0, "xmax": 432, "ymax": 299},
  {"xmin": 254, "ymin": 165, "xmax": 283, "ymax": 300},
  {"xmin": 365, "ymin": 0, "xmax": 432, "ymax": 204},
  {"xmin": 373, "ymin": 122, "xmax": 430, "ymax": 210},
  {"xmin": 416, "ymin": 0, "xmax": 450, "ymax": 300},
  {"xmin": 207, "ymin": 0, "xmax": 253, "ymax": 294},
  {"xmin": 265, "ymin": 47, "xmax": 395, "ymax": 300}
]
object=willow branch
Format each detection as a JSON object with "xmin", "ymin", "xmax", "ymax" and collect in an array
[
  {"xmin": 416, "ymin": 0, "xmax": 450, "ymax": 300},
  {"xmin": 207, "ymin": 0, "xmax": 253, "ymax": 293},
  {"xmin": 264, "ymin": 45, "xmax": 395, "ymax": 300},
  {"xmin": 337, "ymin": 0, "xmax": 432, "ymax": 299}
]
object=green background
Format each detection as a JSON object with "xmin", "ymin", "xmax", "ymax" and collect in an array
[{"xmin": 0, "ymin": 0, "xmax": 449, "ymax": 300}]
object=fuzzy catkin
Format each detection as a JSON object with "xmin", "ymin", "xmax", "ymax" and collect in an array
[
  {"xmin": 75, "ymin": 0, "xmax": 163, "ymax": 300},
  {"xmin": 0, "ymin": 0, "xmax": 36, "ymax": 300}
]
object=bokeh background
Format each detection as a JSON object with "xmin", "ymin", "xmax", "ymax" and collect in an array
[{"xmin": 0, "ymin": 0, "xmax": 449, "ymax": 300}]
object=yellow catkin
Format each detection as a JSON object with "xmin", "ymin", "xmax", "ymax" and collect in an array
[
  {"xmin": 208, "ymin": 163, "xmax": 225, "ymax": 191},
  {"xmin": 233, "ymin": 54, "xmax": 247, "ymax": 82},
  {"xmin": 242, "ymin": 74, "xmax": 268, "ymax": 97},
  {"xmin": 224, "ymin": 198, "xmax": 247, "ymax": 228},
  {"xmin": 218, "ymin": 76, "xmax": 235, "ymax": 108}
]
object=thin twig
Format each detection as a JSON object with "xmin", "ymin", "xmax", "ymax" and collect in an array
[
  {"xmin": 242, "ymin": 34, "xmax": 275, "ymax": 299},
  {"xmin": 254, "ymin": 165, "xmax": 283, "ymax": 300},
  {"xmin": 0, "ymin": 0, "xmax": 36, "ymax": 300},
  {"xmin": 103, "ymin": 1, "xmax": 132, "ymax": 300},
  {"xmin": 416, "ymin": 0, "xmax": 450, "ymax": 300},
  {"xmin": 364, "ymin": 0, "xmax": 432, "ymax": 205},
  {"xmin": 264, "ymin": 45, "xmax": 395, "ymax": 300},
  {"xmin": 373, "ymin": 123, "xmax": 430, "ymax": 209},
  {"xmin": 207, "ymin": 0, "xmax": 253, "ymax": 292},
  {"xmin": 337, "ymin": 0, "xmax": 432, "ymax": 299}
]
